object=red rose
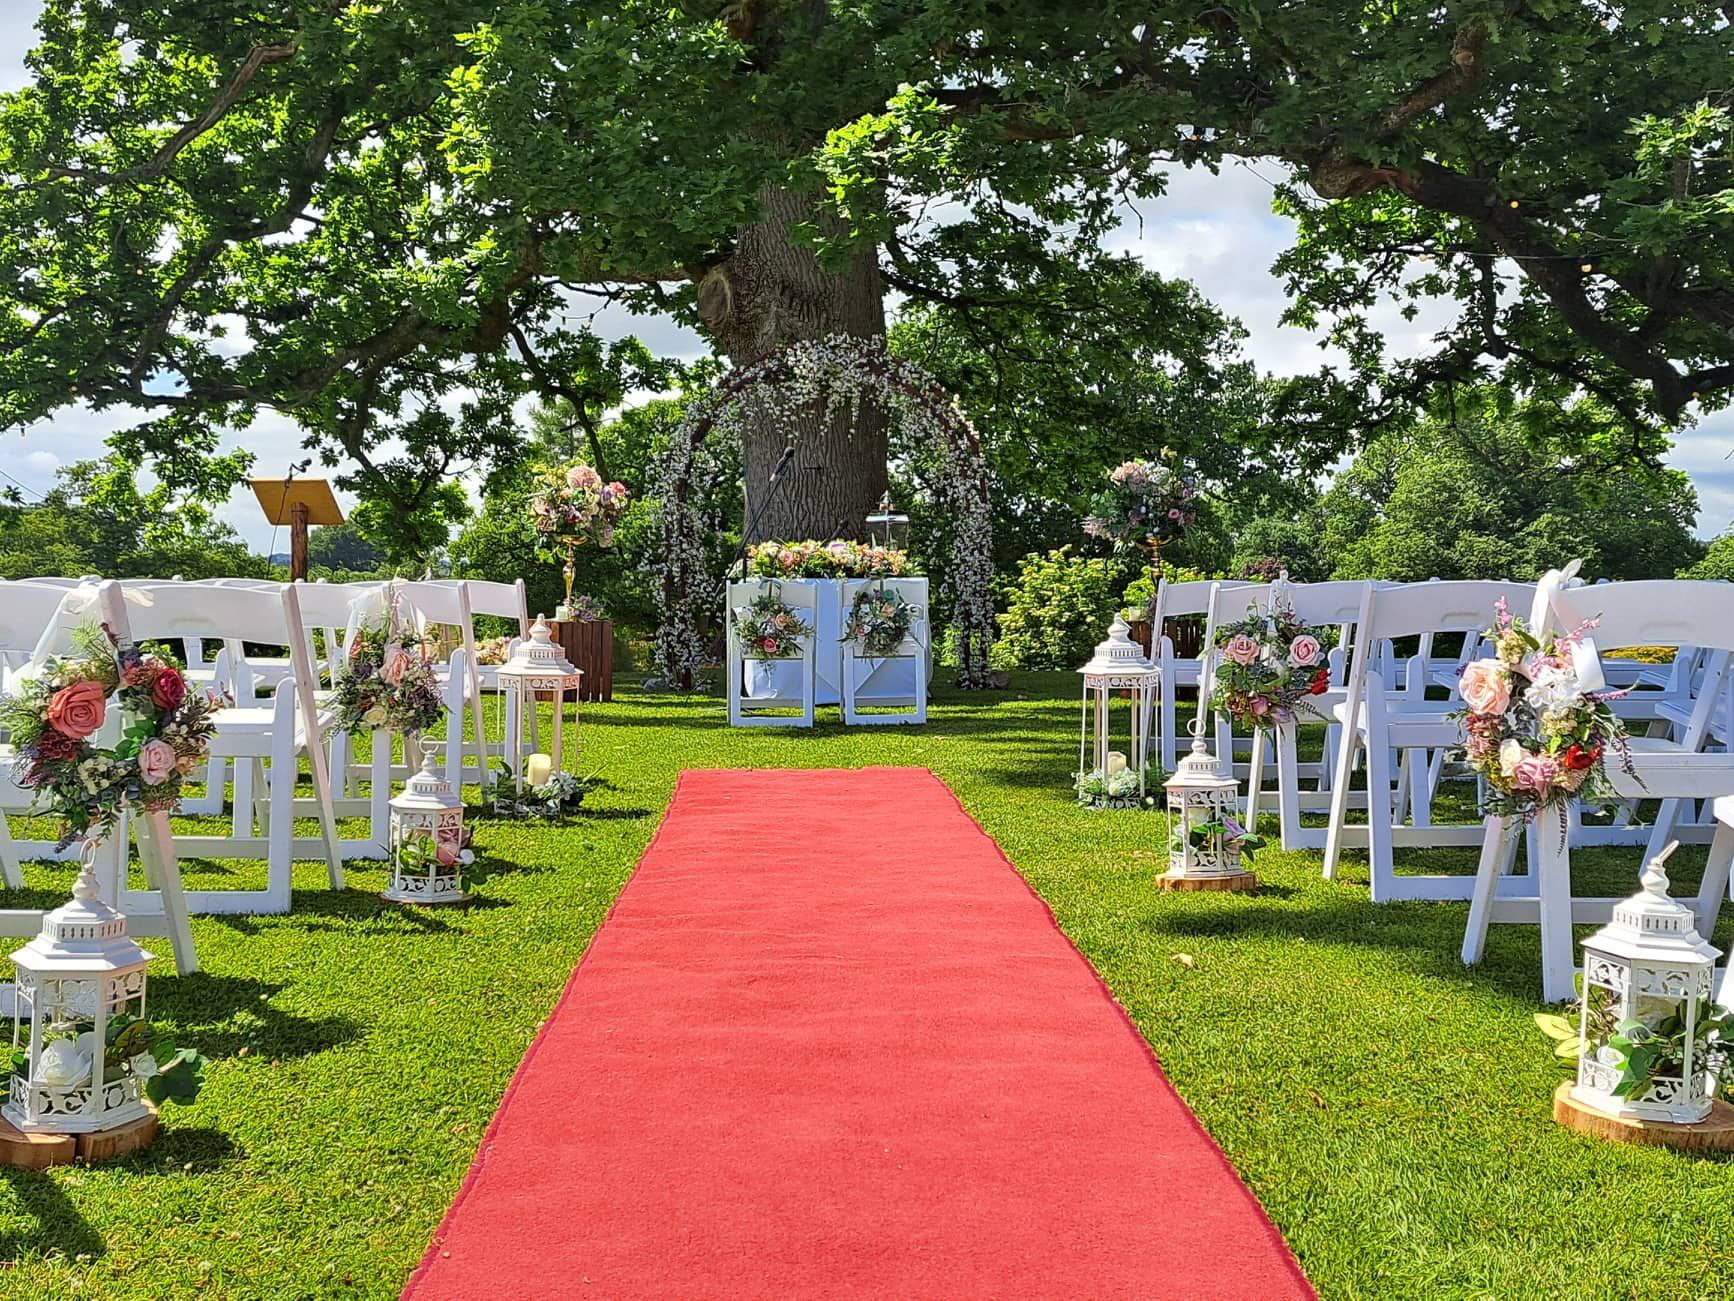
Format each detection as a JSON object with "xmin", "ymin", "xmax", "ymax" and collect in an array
[
  {"xmin": 45, "ymin": 679, "xmax": 106, "ymax": 739},
  {"xmin": 151, "ymin": 665, "xmax": 187, "ymax": 711},
  {"xmin": 1310, "ymin": 669, "xmax": 1330, "ymax": 695},
  {"xmin": 1563, "ymin": 744, "xmax": 1600, "ymax": 771}
]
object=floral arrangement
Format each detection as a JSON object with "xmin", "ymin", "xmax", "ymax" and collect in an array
[
  {"xmin": 474, "ymin": 635, "xmax": 514, "ymax": 666},
  {"xmin": 14, "ymin": 1011, "xmax": 208, "ymax": 1107},
  {"xmin": 1210, "ymin": 606, "xmax": 1338, "ymax": 729},
  {"xmin": 1170, "ymin": 812, "xmax": 1265, "ymax": 862},
  {"xmin": 1453, "ymin": 598, "xmax": 1632, "ymax": 819},
  {"xmin": 0, "ymin": 623, "xmax": 224, "ymax": 847},
  {"xmin": 1075, "ymin": 763, "xmax": 1157, "ymax": 809},
  {"xmin": 333, "ymin": 608, "xmax": 445, "ymax": 737},
  {"xmin": 1083, "ymin": 460, "xmax": 1197, "ymax": 550},
  {"xmin": 482, "ymin": 769, "xmax": 596, "ymax": 819},
  {"xmin": 845, "ymin": 585, "xmax": 914, "ymax": 657},
  {"xmin": 397, "ymin": 825, "xmax": 487, "ymax": 891},
  {"xmin": 655, "ymin": 334, "xmax": 994, "ymax": 689},
  {"xmin": 563, "ymin": 593, "xmax": 608, "ymax": 622},
  {"xmin": 531, "ymin": 462, "xmax": 628, "ymax": 551},
  {"xmin": 731, "ymin": 587, "xmax": 813, "ymax": 660},
  {"xmin": 746, "ymin": 539, "xmax": 914, "ymax": 580},
  {"xmin": 1537, "ymin": 1000, "xmax": 1734, "ymax": 1104}
]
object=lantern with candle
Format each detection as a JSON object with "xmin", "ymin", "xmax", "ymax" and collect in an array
[
  {"xmin": 385, "ymin": 741, "xmax": 473, "ymax": 905},
  {"xmin": 1075, "ymin": 614, "xmax": 1160, "ymax": 809},
  {"xmin": 494, "ymin": 617, "xmax": 586, "ymax": 815}
]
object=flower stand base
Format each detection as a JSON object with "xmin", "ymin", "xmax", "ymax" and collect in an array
[
  {"xmin": 380, "ymin": 886, "xmax": 471, "ymax": 908},
  {"xmin": 0, "ymin": 1103, "xmax": 158, "ymax": 1169},
  {"xmin": 1159, "ymin": 870, "xmax": 1258, "ymax": 893},
  {"xmin": 1552, "ymin": 1081, "xmax": 1734, "ymax": 1152}
]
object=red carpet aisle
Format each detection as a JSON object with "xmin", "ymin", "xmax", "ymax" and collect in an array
[{"xmin": 404, "ymin": 768, "xmax": 1313, "ymax": 1300}]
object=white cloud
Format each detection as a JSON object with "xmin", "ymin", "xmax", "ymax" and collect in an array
[{"xmin": 2, "ymin": 5, "xmax": 1729, "ymax": 547}]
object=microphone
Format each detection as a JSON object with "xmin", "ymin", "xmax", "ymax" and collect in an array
[
  {"xmin": 771, "ymin": 445, "xmax": 795, "ymax": 479},
  {"xmin": 821, "ymin": 515, "xmax": 851, "ymax": 546}
]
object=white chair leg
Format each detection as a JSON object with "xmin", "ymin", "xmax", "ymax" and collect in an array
[
  {"xmin": 1364, "ymin": 734, "xmax": 1398, "ymax": 903},
  {"xmin": 1462, "ymin": 817, "xmax": 1521, "ymax": 967},
  {"xmin": 264, "ymin": 747, "xmax": 296, "ymax": 914},
  {"xmin": 1537, "ymin": 828, "xmax": 1577, "ymax": 1003},
  {"xmin": 138, "ymin": 810, "xmax": 199, "ymax": 976},
  {"xmin": 0, "ymin": 811, "xmax": 22, "ymax": 890},
  {"xmin": 1322, "ymin": 730, "xmax": 1360, "ymax": 881},
  {"xmin": 1276, "ymin": 724, "xmax": 1303, "ymax": 851},
  {"xmin": 1695, "ymin": 817, "xmax": 1734, "ymax": 937},
  {"xmin": 232, "ymin": 757, "xmax": 256, "ymax": 838},
  {"xmin": 1245, "ymin": 726, "xmax": 1266, "ymax": 830}
]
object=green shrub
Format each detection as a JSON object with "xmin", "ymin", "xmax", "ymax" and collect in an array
[{"xmin": 993, "ymin": 547, "xmax": 1121, "ymax": 669}]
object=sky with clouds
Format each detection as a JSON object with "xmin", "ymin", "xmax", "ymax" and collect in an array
[{"xmin": 4, "ymin": 7, "xmax": 1730, "ymax": 552}]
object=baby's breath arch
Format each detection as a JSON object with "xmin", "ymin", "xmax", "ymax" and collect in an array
[{"xmin": 655, "ymin": 335, "xmax": 994, "ymax": 689}]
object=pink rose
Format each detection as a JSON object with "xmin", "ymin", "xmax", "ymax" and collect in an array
[
  {"xmin": 151, "ymin": 665, "xmax": 187, "ymax": 711},
  {"xmin": 1249, "ymin": 696, "xmax": 1271, "ymax": 715},
  {"xmin": 1288, "ymin": 635, "xmax": 1322, "ymax": 668},
  {"xmin": 379, "ymin": 644, "xmax": 410, "ymax": 686},
  {"xmin": 46, "ymin": 680, "xmax": 106, "ymax": 739},
  {"xmin": 1512, "ymin": 752, "xmax": 1559, "ymax": 796},
  {"xmin": 435, "ymin": 842, "xmax": 459, "ymax": 867},
  {"xmin": 1459, "ymin": 659, "xmax": 1511, "ymax": 716},
  {"xmin": 1222, "ymin": 634, "xmax": 1261, "ymax": 667},
  {"xmin": 137, "ymin": 738, "xmax": 177, "ymax": 786}
]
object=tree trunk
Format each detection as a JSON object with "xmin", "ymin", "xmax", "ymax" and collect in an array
[{"xmin": 698, "ymin": 185, "xmax": 888, "ymax": 544}]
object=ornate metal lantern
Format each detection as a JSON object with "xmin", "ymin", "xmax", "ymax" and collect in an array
[
  {"xmin": 1162, "ymin": 730, "xmax": 1255, "ymax": 891},
  {"xmin": 865, "ymin": 491, "xmax": 910, "ymax": 550},
  {"xmin": 495, "ymin": 616, "xmax": 584, "ymax": 798},
  {"xmin": 6, "ymin": 855, "xmax": 152, "ymax": 1134},
  {"xmin": 1075, "ymin": 614, "xmax": 1159, "ymax": 810},
  {"xmin": 1572, "ymin": 847, "xmax": 1723, "ymax": 1125},
  {"xmin": 385, "ymin": 740, "xmax": 472, "ymax": 905}
]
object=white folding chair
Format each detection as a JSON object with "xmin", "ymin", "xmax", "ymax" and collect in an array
[
  {"xmin": 1150, "ymin": 578, "xmax": 1260, "ymax": 772},
  {"xmin": 463, "ymin": 578, "xmax": 533, "ymax": 764},
  {"xmin": 394, "ymin": 580, "xmax": 486, "ymax": 785},
  {"xmin": 839, "ymin": 578, "xmax": 928, "ymax": 726},
  {"xmin": 1321, "ymin": 579, "xmax": 1536, "ymax": 901},
  {"xmin": 1463, "ymin": 578, "xmax": 1734, "ymax": 1000},
  {"xmin": 101, "ymin": 581, "xmax": 346, "ymax": 914},
  {"xmin": 727, "ymin": 580, "xmax": 817, "ymax": 728},
  {"xmin": 1209, "ymin": 580, "xmax": 1374, "ymax": 850}
]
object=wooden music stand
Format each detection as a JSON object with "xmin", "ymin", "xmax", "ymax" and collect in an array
[{"xmin": 250, "ymin": 478, "xmax": 344, "ymax": 580}]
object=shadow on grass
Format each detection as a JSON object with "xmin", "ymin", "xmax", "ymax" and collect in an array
[
  {"xmin": 150, "ymin": 974, "xmax": 361, "ymax": 1062},
  {"xmin": 123, "ymin": 1126, "xmax": 238, "ymax": 1177},
  {"xmin": 0, "ymin": 1170, "xmax": 104, "ymax": 1264}
]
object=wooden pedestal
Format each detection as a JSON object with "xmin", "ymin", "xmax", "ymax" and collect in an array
[
  {"xmin": 1159, "ymin": 870, "xmax": 1258, "ymax": 893},
  {"xmin": 1552, "ymin": 1081, "xmax": 1734, "ymax": 1152},
  {"xmin": 0, "ymin": 1103, "xmax": 159, "ymax": 1168},
  {"xmin": 550, "ymin": 619, "xmax": 614, "ymax": 702}
]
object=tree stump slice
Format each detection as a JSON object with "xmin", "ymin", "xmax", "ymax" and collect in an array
[
  {"xmin": 1552, "ymin": 1081, "xmax": 1734, "ymax": 1152},
  {"xmin": 0, "ymin": 1116, "xmax": 75, "ymax": 1169},
  {"xmin": 1159, "ymin": 871, "xmax": 1258, "ymax": 893},
  {"xmin": 76, "ymin": 1106, "xmax": 159, "ymax": 1163}
]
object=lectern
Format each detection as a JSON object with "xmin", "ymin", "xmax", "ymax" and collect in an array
[{"xmin": 250, "ymin": 478, "xmax": 344, "ymax": 580}]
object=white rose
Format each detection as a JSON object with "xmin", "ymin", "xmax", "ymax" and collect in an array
[
  {"xmin": 35, "ymin": 1039, "xmax": 87, "ymax": 1087},
  {"xmin": 363, "ymin": 705, "xmax": 389, "ymax": 727},
  {"xmin": 1499, "ymin": 738, "xmax": 1525, "ymax": 779},
  {"xmin": 128, "ymin": 1050, "xmax": 160, "ymax": 1080},
  {"xmin": 1525, "ymin": 666, "xmax": 1581, "ymax": 718}
]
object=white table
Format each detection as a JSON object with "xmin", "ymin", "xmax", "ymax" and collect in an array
[{"xmin": 744, "ymin": 578, "xmax": 931, "ymax": 705}]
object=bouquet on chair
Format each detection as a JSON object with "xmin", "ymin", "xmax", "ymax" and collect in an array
[
  {"xmin": 732, "ymin": 587, "xmax": 812, "ymax": 660},
  {"xmin": 1, "ymin": 622, "xmax": 224, "ymax": 847},
  {"xmin": 1454, "ymin": 598, "xmax": 1632, "ymax": 820},
  {"xmin": 1210, "ymin": 605, "xmax": 1338, "ymax": 730},
  {"xmin": 333, "ymin": 609, "xmax": 444, "ymax": 736},
  {"xmin": 844, "ymin": 585, "xmax": 914, "ymax": 658}
]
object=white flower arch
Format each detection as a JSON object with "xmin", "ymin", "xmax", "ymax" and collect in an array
[{"xmin": 654, "ymin": 334, "xmax": 995, "ymax": 689}]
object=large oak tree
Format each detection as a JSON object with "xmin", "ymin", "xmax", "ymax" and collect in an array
[{"xmin": 1, "ymin": 2, "xmax": 1727, "ymax": 547}]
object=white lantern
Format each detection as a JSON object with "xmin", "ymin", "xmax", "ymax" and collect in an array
[
  {"xmin": 385, "ymin": 740, "xmax": 472, "ymax": 906},
  {"xmin": 1572, "ymin": 847, "xmax": 1723, "ymax": 1125},
  {"xmin": 496, "ymin": 616, "xmax": 585, "ymax": 800},
  {"xmin": 1161, "ymin": 731, "xmax": 1255, "ymax": 890},
  {"xmin": 6, "ymin": 855, "xmax": 152, "ymax": 1134},
  {"xmin": 1076, "ymin": 614, "xmax": 1160, "ymax": 810},
  {"xmin": 865, "ymin": 491, "xmax": 910, "ymax": 549}
]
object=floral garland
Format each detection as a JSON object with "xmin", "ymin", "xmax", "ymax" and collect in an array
[
  {"xmin": 482, "ymin": 769, "xmax": 596, "ymax": 819},
  {"xmin": 732, "ymin": 587, "xmax": 813, "ymax": 660},
  {"xmin": 747, "ymin": 539, "xmax": 915, "ymax": 580},
  {"xmin": 1454, "ymin": 598, "xmax": 1631, "ymax": 820},
  {"xmin": 333, "ymin": 609, "xmax": 445, "ymax": 736},
  {"xmin": 1083, "ymin": 460, "xmax": 1197, "ymax": 550},
  {"xmin": 0, "ymin": 623, "xmax": 223, "ymax": 847},
  {"xmin": 1211, "ymin": 605, "xmax": 1339, "ymax": 729},
  {"xmin": 845, "ymin": 585, "xmax": 914, "ymax": 657},
  {"xmin": 530, "ymin": 462, "xmax": 629, "ymax": 550},
  {"xmin": 655, "ymin": 334, "xmax": 994, "ymax": 688}
]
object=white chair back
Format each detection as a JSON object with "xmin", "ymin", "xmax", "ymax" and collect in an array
[
  {"xmin": 0, "ymin": 582, "xmax": 86, "ymax": 684},
  {"xmin": 463, "ymin": 579, "xmax": 531, "ymax": 636}
]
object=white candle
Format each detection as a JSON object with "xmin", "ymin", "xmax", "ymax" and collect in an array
[
  {"xmin": 525, "ymin": 753, "xmax": 554, "ymax": 787},
  {"xmin": 1105, "ymin": 751, "xmax": 1128, "ymax": 775}
]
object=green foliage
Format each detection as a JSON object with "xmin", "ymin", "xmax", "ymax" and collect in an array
[
  {"xmin": 993, "ymin": 548, "xmax": 1119, "ymax": 670},
  {"xmin": 0, "ymin": 456, "xmax": 270, "ymax": 580},
  {"xmin": 1680, "ymin": 532, "xmax": 1734, "ymax": 581},
  {"xmin": 307, "ymin": 521, "xmax": 385, "ymax": 576},
  {"xmin": 1321, "ymin": 391, "xmax": 1701, "ymax": 582}
]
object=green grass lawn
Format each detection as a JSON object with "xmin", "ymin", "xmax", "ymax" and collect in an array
[{"xmin": 1, "ymin": 673, "xmax": 1730, "ymax": 1300}]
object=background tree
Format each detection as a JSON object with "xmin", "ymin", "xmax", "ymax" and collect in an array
[{"xmin": 1320, "ymin": 390, "xmax": 1702, "ymax": 583}]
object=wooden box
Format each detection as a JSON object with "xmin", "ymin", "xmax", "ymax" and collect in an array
[{"xmin": 551, "ymin": 619, "xmax": 614, "ymax": 702}]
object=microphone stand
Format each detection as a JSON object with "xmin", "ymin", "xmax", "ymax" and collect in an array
[{"xmin": 728, "ymin": 445, "xmax": 797, "ymax": 583}]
